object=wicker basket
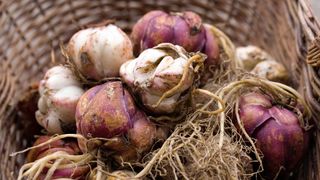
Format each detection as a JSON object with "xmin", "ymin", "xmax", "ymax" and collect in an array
[{"xmin": 1, "ymin": 0, "xmax": 319, "ymax": 179}]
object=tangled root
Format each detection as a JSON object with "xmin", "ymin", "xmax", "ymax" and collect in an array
[
  {"xmin": 133, "ymin": 86, "xmax": 255, "ymax": 179},
  {"xmin": 184, "ymin": 135, "xmax": 253, "ymax": 180},
  {"xmin": 13, "ymin": 134, "xmax": 142, "ymax": 180},
  {"xmin": 11, "ymin": 134, "xmax": 93, "ymax": 180},
  {"xmin": 17, "ymin": 151, "xmax": 93, "ymax": 180},
  {"xmin": 203, "ymin": 24, "xmax": 237, "ymax": 85},
  {"xmin": 133, "ymin": 110, "xmax": 254, "ymax": 180}
]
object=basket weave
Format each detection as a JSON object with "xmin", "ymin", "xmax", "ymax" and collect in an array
[{"xmin": 0, "ymin": 0, "xmax": 319, "ymax": 179}]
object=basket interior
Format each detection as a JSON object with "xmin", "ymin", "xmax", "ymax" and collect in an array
[{"xmin": 0, "ymin": 0, "xmax": 308, "ymax": 178}]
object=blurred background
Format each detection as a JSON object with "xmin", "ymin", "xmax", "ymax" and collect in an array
[{"xmin": 312, "ymin": 0, "xmax": 320, "ymax": 18}]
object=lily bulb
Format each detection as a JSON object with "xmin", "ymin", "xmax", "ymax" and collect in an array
[
  {"xmin": 235, "ymin": 45, "xmax": 273, "ymax": 71},
  {"xmin": 67, "ymin": 24, "xmax": 133, "ymax": 81},
  {"xmin": 120, "ymin": 43, "xmax": 206, "ymax": 114},
  {"xmin": 251, "ymin": 60, "xmax": 289, "ymax": 83},
  {"xmin": 36, "ymin": 66, "xmax": 84, "ymax": 134}
]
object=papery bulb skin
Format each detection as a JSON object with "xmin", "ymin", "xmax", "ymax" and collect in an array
[
  {"xmin": 120, "ymin": 43, "xmax": 205, "ymax": 114},
  {"xmin": 251, "ymin": 60, "xmax": 289, "ymax": 83},
  {"xmin": 171, "ymin": 11, "xmax": 206, "ymax": 52},
  {"xmin": 238, "ymin": 92, "xmax": 309, "ymax": 179},
  {"xmin": 127, "ymin": 111, "xmax": 157, "ymax": 153},
  {"xmin": 76, "ymin": 81, "xmax": 168, "ymax": 163},
  {"xmin": 141, "ymin": 13, "xmax": 175, "ymax": 52},
  {"xmin": 36, "ymin": 66, "xmax": 84, "ymax": 134},
  {"xmin": 101, "ymin": 111, "xmax": 166, "ymax": 164},
  {"xmin": 254, "ymin": 107, "xmax": 308, "ymax": 178},
  {"xmin": 67, "ymin": 24, "xmax": 133, "ymax": 80},
  {"xmin": 131, "ymin": 10, "xmax": 167, "ymax": 54},
  {"xmin": 235, "ymin": 45, "xmax": 273, "ymax": 71},
  {"xmin": 132, "ymin": 10, "xmax": 206, "ymax": 54},
  {"xmin": 76, "ymin": 81, "xmax": 136, "ymax": 139},
  {"xmin": 203, "ymin": 24, "xmax": 220, "ymax": 66}
]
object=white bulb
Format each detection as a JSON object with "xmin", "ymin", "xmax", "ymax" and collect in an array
[
  {"xmin": 120, "ymin": 43, "xmax": 195, "ymax": 114},
  {"xmin": 36, "ymin": 65, "xmax": 84, "ymax": 134},
  {"xmin": 67, "ymin": 24, "xmax": 133, "ymax": 80},
  {"xmin": 235, "ymin": 45, "xmax": 274, "ymax": 71}
]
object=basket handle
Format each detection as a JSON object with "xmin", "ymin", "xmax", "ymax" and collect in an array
[
  {"xmin": 297, "ymin": 0, "xmax": 320, "ymax": 65},
  {"xmin": 307, "ymin": 35, "xmax": 320, "ymax": 66}
]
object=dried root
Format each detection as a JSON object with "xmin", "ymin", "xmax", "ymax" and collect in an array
[
  {"xmin": 13, "ymin": 134, "xmax": 143, "ymax": 180},
  {"xmin": 12, "ymin": 134, "xmax": 93, "ymax": 180},
  {"xmin": 131, "ymin": 85, "xmax": 255, "ymax": 179},
  {"xmin": 133, "ymin": 110, "xmax": 254, "ymax": 179},
  {"xmin": 18, "ymin": 152, "xmax": 93, "ymax": 180},
  {"xmin": 203, "ymin": 24, "xmax": 237, "ymax": 83}
]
